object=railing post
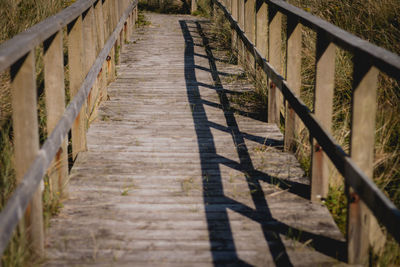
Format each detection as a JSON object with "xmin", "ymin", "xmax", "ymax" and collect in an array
[
  {"xmin": 310, "ymin": 32, "xmax": 335, "ymax": 202},
  {"xmin": 244, "ymin": 0, "xmax": 255, "ymax": 73},
  {"xmin": 255, "ymin": 0, "xmax": 267, "ymax": 59},
  {"xmin": 347, "ymin": 54, "xmax": 385, "ymax": 264},
  {"xmin": 238, "ymin": 0, "xmax": 245, "ymax": 65},
  {"xmin": 231, "ymin": 0, "xmax": 238, "ymax": 56},
  {"xmin": 44, "ymin": 31, "xmax": 69, "ymax": 199},
  {"xmin": 10, "ymin": 50, "xmax": 44, "ymax": 256},
  {"xmin": 191, "ymin": 0, "xmax": 197, "ymax": 13},
  {"xmin": 284, "ymin": 17, "xmax": 302, "ymax": 151},
  {"xmin": 268, "ymin": 7, "xmax": 282, "ymax": 124},
  {"xmin": 106, "ymin": 0, "xmax": 116, "ymax": 83},
  {"xmin": 95, "ymin": 0, "xmax": 108, "ymax": 101},
  {"xmin": 83, "ymin": 6, "xmax": 97, "ymax": 120},
  {"xmin": 68, "ymin": 15, "xmax": 87, "ymax": 160},
  {"xmin": 113, "ymin": 0, "xmax": 121, "ymax": 65}
]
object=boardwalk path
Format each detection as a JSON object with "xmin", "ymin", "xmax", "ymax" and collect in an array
[{"xmin": 45, "ymin": 13, "xmax": 345, "ymax": 266}]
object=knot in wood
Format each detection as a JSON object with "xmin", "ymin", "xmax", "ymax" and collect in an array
[
  {"xmin": 315, "ymin": 143, "xmax": 322, "ymax": 152},
  {"xmin": 350, "ymin": 192, "xmax": 359, "ymax": 203},
  {"xmin": 106, "ymin": 55, "xmax": 112, "ymax": 61}
]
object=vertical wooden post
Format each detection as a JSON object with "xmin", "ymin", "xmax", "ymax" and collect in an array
[
  {"xmin": 191, "ymin": 0, "xmax": 197, "ymax": 13},
  {"xmin": 231, "ymin": 0, "xmax": 238, "ymax": 55},
  {"xmin": 95, "ymin": 0, "xmax": 107, "ymax": 101},
  {"xmin": 68, "ymin": 16, "xmax": 87, "ymax": 160},
  {"xmin": 268, "ymin": 8, "xmax": 282, "ymax": 124},
  {"xmin": 284, "ymin": 17, "xmax": 302, "ymax": 151},
  {"xmin": 238, "ymin": 0, "xmax": 245, "ymax": 65},
  {"xmin": 244, "ymin": 0, "xmax": 255, "ymax": 72},
  {"xmin": 255, "ymin": 0, "xmax": 267, "ymax": 59},
  {"xmin": 107, "ymin": 0, "xmax": 116, "ymax": 82},
  {"xmin": 44, "ymin": 31, "xmax": 69, "ymax": 198},
  {"xmin": 347, "ymin": 54, "xmax": 384, "ymax": 264},
  {"xmin": 11, "ymin": 50, "xmax": 44, "ymax": 256},
  {"xmin": 83, "ymin": 6, "xmax": 97, "ymax": 118},
  {"xmin": 310, "ymin": 32, "xmax": 335, "ymax": 202}
]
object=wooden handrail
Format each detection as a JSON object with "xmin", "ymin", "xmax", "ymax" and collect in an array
[
  {"xmin": 0, "ymin": 0, "xmax": 138, "ymax": 257},
  {"xmin": 211, "ymin": 0, "xmax": 400, "ymax": 264}
]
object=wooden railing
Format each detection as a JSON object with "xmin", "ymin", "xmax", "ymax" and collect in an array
[
  {"xmin": 211, "ymin": 0, "xmax": 400, "ymax": 264},
  {"xmin": 0, "ymin": 0, "xmax": 138, "ymax": 257}
]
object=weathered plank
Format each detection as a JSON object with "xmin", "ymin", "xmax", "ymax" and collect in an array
[{"xmin": 45, "ymin": 13, "xmax": 345, "ymax": 266}]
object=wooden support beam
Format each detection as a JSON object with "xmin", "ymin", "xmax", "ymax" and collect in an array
[
  {"xmin": 231, "ymin": 0, "xmax": 238, "ymax": 55},
  {"xmin": 311, "ymin": 32, "xmax": 335, "ymax": 202},
  {"xmin": 10, "ymin": 50, "xmax": 44, "ymax": 256},
  {"xmin": 44, "ymin": 31, "xmax": 69, "ymax": 198},
  {"xmin": 237, "ymin": 0, "xmax": 245, "ymax": 64},
  {"xmin": 347, "ymin": 54, "xmax": 385, "ymax": 264},
  {"xmin": 268, "ymin": 8, "xmax": 282, "ymax": 124},
  {"xmin": 68, "ymin": 16, "xmax": 87, "ymax": 160},
  {"xmin": 191, "ymin": 0, "xmax": 197, "ymax": 13},
  {"xmin": 255, "ymin": 0, "xmax": 267, "ymax": 59},
  {"xmin": 284, "ymin": 18, "xmax": 301, "ymax": 151},
  {"xmin": 244, "ymin": 0, "xmax": 255, "ymax": 72}
]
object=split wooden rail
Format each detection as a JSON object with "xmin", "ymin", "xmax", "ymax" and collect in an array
[
  {"xmin": 0, "ymin": 0, "xmax": 138, "ymax": 258},
  {"xmin": 210, "ymin": 0, "xmax": 400, "ymax": 264}
]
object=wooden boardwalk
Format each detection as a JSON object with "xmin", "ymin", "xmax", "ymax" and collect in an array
[{"xmin": 45, "ymin": 13, "xmax": 346, "ymax": 266}]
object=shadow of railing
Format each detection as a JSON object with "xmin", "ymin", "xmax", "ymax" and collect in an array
[{"xmin": 180, "ymin": 19, "xmax": 347, "ymax": 265}]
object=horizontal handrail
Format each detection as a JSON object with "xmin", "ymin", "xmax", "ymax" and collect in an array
[
  {"xmin": 212, "ymin": 0, "xmax": 400, "ymax": 247},
  {"xmin": 268, "ymin": 0, "xmax": 400, "ymax": 81},
  {"xmin": 0, "ymin": 0, "xmax": 138, "ymax": 256}
]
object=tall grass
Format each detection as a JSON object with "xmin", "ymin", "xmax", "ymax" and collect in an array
[{"xmin": 0, "ymin": 0, "xmax": 72, "ymax": 266}]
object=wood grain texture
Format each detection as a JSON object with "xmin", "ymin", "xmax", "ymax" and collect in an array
[
  {"xmin": 347, "ymin": 54, "xmax": 384, "ymax": 264},
  {"xmin": 311, "ymin": 34, "xmax": 335, "ymax": 202},
  {"xmin": 284, "ymin": 19, "xmax": 301, "ymax": 152},
  {"xmin": 11, "ymin": 50, "xmax": 44, "ymax": 256},
  {"xmin": 267, "ymin": 8, "xmax": 282, "ymax": 124},
  {"xmin": 44, "ymin": 31, "xmax": 69, "ymax": 197},
  {"xmin": 45, "ymin": 13, "xmax": 345, "ymax": 266}
]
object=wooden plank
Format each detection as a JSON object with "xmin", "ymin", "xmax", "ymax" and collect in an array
[
  {"xmin": 10, "ymin": 50, "xmax": 44, "ymax": 256},
  {"xmin": 68, "ymin": 16, "xmax": 87, "ymax": 160},
  {"xmin": 284, "ymin": 18, "xmax": 301, "ymax": 151},
  {"xmin": 44, "ymin": 31, "xmax": 69, "ymax": 198},
  {"xmin": 311, "ymin": 33, "xmax": 335, "ymax": 202},
  {"xmin": 45, "ymin": 14, "xmax": 345, "ymax": 265},
  {"xmin": 267, "ymin": 8, "xmax": 282, "ymax": 124},
  {"xmin": 347, "ymin": 54, "xmax": 384, "ymax": 264}
]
